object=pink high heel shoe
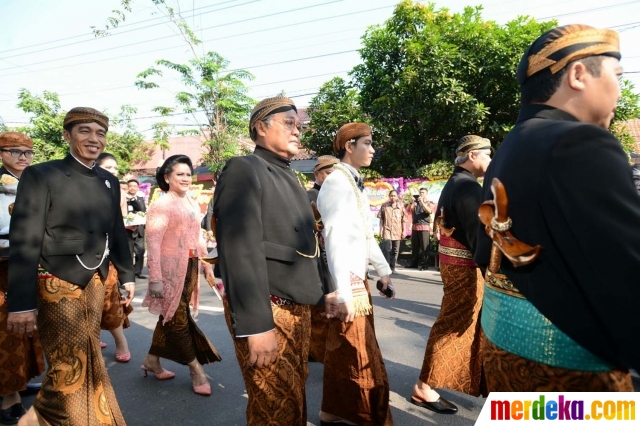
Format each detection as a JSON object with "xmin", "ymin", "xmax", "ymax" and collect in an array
[
  {"xmin": 115, "ymin": 352, "xmax": 131, "ymax": 363},
  {"xmin": 100, "ymin": 342, "xmax": 107, "ymax": 349},
  {"xmin": 192, "ymin": 381, "xmax": 211, "ymax": 396},
  {"xmin": 141, "ymin": 365, "xmax": 175, "ymax": 380}
]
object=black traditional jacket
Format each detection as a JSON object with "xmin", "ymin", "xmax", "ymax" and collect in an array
[
  {"xmin": 434, "ymin": 166, "xmax": 483, "ymax": 253},
  {"xmin": 307, "ymin": 183, "xmax": 321, "ymax": 204},
  {"xmin": 214, "ymin": 146, "xmax": 325, "ymax": 336},
  {"xmin": 474, "ymin": 104, "xmax": 640, "ymax": 370},
  {"xmin": 8, "ymin": 155, "xmax": 134, "ymax": 312}
]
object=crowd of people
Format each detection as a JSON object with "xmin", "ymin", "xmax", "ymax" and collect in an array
[{"xmin": 0, "ymin": 23, "xmax": 638, "ymax": 426}]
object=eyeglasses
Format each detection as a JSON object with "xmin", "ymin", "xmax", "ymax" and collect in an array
[
  {"xmin": 1, "ymin": 149, "xmax": 35, "ymax": 159},
  {"xmin": 269, "ymin": 117, "xmax": 302, "ymax": 133}
]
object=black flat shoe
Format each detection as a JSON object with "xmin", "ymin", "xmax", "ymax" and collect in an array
[
  {"xmin": 0, "ymin": 403, "xmax": 26, "ymax": 425},
  {"xmin": 135, "ymin": 273, "xmax": 147, "ymax": 279},
  {"xmin": 320, "ymin": 421, "xmax": 354, "ymax": 426},
  {"xmin": 410, "ymin": 395, "xmax": 458, "ymax": 414},
  {"xmin": 19, "ymin": 382, "xmax": 41, "ymax": 396}
]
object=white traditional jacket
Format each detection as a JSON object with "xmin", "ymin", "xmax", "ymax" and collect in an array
[{"xmin": 317, "ymin": 163, "xmax": 391, "ymax": 304}]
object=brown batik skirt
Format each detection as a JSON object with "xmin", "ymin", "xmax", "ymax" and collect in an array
[
  {"xmin": 322, "ymin": 279, "xmax": 393, "ymax": 426},
  {"xmin": 418, "ymin": 259, "xmax": 486, "ymax": 396},
  {"xmin": 223, "ymin": 298, "xmax": 311, "ymax": 426},
  {"xmin": 308, "ymin": 304, "xmax": 329, "ymax": 363},
  {"xmin": 35, "ymin": 270, "xmax": 125, "ymax": 425},
  {"xmin": 149, "ymin": 258, "xmax": 221, "ymax": 365},
  {"xmin": 0, "ymin": 260, "xmax": 45, "ymax": 396},
  {"xmin": 483, "ymin": 337, "xmax": 633, "ymax": 391},
  {"xmin": 100, "ymin": 263, "xmax": 133, "ymax": 331}
]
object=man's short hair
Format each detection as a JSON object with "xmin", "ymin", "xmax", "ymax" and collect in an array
[
  {"xmin": 419, "ymin": 187, "xmax": 428, "ymax": 192},
  {"xmin": 127, "ymin": 179, "xmax": 140, "ymax": 186},
  {"xmin": 520, "ymin": 56, "xmax": 605, "ymax": 105}
]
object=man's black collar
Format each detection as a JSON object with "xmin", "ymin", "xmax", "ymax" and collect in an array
[{"xmin": 253, "ymin": 145, "xmax": 291, "ymax": 169}]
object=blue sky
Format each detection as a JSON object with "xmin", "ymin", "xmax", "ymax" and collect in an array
[{"xmin": 1, "ymin": 0, "xmax": 639, "ymax": 136}]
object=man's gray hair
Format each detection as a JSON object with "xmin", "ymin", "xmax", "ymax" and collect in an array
[{"xmin": 455, "ymin": 149, "xmax": 488, "ymax": 166}]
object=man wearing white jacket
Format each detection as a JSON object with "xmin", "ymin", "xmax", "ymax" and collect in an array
[{"xmin": 317, "ymin": 122, "xmax": 395, "ymax": 426}]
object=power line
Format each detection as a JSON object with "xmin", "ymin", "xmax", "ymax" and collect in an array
[
  {"xmin": 0, "ymin": 0, "xmax": 341, "ymax": 62},
  {"xmin": 536, "ymin": 0, "xmax": 640, "ymax": 20},
  {"xmin": 0, "ymin": 34, "xmax": 361, "ymax": 78},
  {"xmin": 0, "ymin": 0, "xmax": 249, "ymax": 55},
  {"xmin": 0, "ymin": 2, "xmax": 392, "ymax": 74}
]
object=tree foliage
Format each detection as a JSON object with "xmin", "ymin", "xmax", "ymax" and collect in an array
[
  {"xmin": 99, "ymin": 0, "xmax": 255, "ymax": 175},
  {"xmin": 12, "ymin": 90, "xmax": 151, "ymax": 172},
  {"xmin": 611, "ymin": 79, "xmax": 640, "ymax": 154},
  {"xmin": 16, "ymin": 89, "xmax": 67, "ymax": 163},
  {"xmin": 302, "ymin": 77, "xmax": 367, "ymax": 156},
  {"xmin": 106, "ymin": 105, "xmax": 155, "ymax": 174},
  {"xmin": 349, "ymin": 1, "xmax": 557, "ymax": 176}
]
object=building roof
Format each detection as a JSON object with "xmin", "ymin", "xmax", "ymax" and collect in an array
[{"xmin": 624, "ymin": 119, "xmax": 640, "ymax": 153}]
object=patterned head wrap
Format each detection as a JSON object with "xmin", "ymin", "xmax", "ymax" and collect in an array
[
  {"xmin": 314, "ymin": 155, "xmax": 339, "ymax": 172},
  {"xmin": 517, "ymin": 24, "xmax": 620, "ymax": 85},
  {"xmin": 332, "ymin": 123, "xmax": 372, "ymax": 154},
  {"xmin": 63, "ymin": 107, "xmax": 109, "ymax": 131},
  {"xmin": 455, "ymin": 135, "xmax": 491, "ymax": 157},
  {"xmin": 0, "ymin": 132, "xmax": 33, "ymax": 149},
  {"xmin": 249, "ymin": 95, "xmax": 297, "ymax": 135}
]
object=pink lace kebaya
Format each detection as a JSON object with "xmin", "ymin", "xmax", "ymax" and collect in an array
[{"xmin": 141, "ymin": 192, "xmax": 211, "ymax": 324}]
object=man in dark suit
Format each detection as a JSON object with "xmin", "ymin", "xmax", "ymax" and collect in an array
[
  {"xmin": 474, "ymin": 25, "xmax": 640, "ymax": 391},
  {"xmin": 126, "ymin": 179, "xmax": 147, "ymax": 279},
  {"xmin": 7, "ymin": 107, "xmax": 134, "ymax": 424},
  {"xmin": 214, "ymin": 95, "xmax": 333, "ymax": 426}
]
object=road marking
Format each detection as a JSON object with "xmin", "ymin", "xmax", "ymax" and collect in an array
[{"xmin": 131, "ymin": 297, "xmax": 224, "ymax": 312}]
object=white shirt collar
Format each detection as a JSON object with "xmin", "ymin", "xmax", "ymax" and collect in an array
[
  {"xmin": 340, "ymin": 162, "xmax": 361, "ymax": 179},
  {"xmin": 70, "ymin": 153, "xmax": 96, "ymax": 170}
]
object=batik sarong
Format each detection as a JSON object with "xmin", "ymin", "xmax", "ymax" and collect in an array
[
  {"xmin": 224, "ymin": 297, "xmax": 311, "ymax": 426},
  {"xmin": 418, "ymin": 235, "xmax": 486, "ymax": 396},
  {"xmin": 308, "ymin": 305, "xmax": 328, "ymax": 363},
  {"xmin": 100, "ymin": 263, "xmax": 133, "ymax": 330},
  {"xmin": 149, "ymin": 258, "xmax": 221, "ymax": 365},
  {"xmin": 34, "ymin": 270, "xmax": 125, "ymax": 425},
  {"xmin": 322, "ymin": 278, "xmax": 393, "ymax": 426},
  {"xmin": 0, "ymin": 260, "xmax": 45, "ymax": 395}
]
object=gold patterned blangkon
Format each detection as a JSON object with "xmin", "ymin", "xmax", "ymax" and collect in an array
[{"xmin": 527, "ymin": 27, "xmax": 619, "ymax": 77}]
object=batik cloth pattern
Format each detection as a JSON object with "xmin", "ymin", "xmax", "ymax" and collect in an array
[
  {"xmin": 0, "ymin": 260, "xmax": 45, "ymax": 395},
  {"xmin": 100, "ymin": 263, "xmax": 133, "ymax": 330},
  {"xmin": 418, "ymin": 261, "xmax": 486, "ymax": 396},
  {"xmin": 34, "ymin": 272, "xmax": 125, "ymax": 426},
  {"xmin": 483, "ymin": 337, "xmax": 632, "ymax": 391},
  {"xmin": 322, "ymin": 279, "xmax": 394, "ymax": 426},
  {"xmin": 223, "ymin": 298, "xmax": 311, "ymax": 426},
  {"xmin": 149, "ymin": 258, "xmax": 221, "ymax": 365}
]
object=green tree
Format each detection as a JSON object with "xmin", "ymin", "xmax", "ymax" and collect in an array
[
  {"xmin": 106, "ymin": 105, "xmax": 155, "ymax": 174},
  {"xmin": 15, "ymin": 89, "xmax": 153, "ymax": 170},
  {"xmin": 302, "ymin": 77, "xmax": 367, "ymax": 156},
  {"xmin": 611, "ymin": 79, "xmax": 640, "ymax": 154},
  {"xmin": 98, "ymin": 0, "xmax": 255, "ymax": 175},
  {"xmin": 16, "ymin": 89, "xmax": 67, "ymax": 163},
  {"xmin": 135, "ymin": 51, "xmax": 254, "ymax": 173},
  {"xmin": 351, "ymin": 1, "xmax": 556, "ymax": 176}
]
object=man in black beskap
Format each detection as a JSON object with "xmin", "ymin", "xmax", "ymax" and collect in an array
[
  {"xmin": 126, "ymin": 178, "xmax": 147, "ymax": 279},
  {"xmin": 475, "ymin": 24, "xmax": 640, "ymax": 391},
  {"xmin": 214, "ymin": 95, "xmax": 334, "ymax": 426},
  {"xmin": 7, "ymin": 107, "xmax": 134, "ymax": 424}
]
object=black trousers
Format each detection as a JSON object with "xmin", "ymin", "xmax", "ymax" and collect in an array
[
  {"xmin": 126, "ymin": 229, "xmax": 146, "ymax": 275},
  {"xmin": 382, "ymin": 239, "xmax": 401, "ymax": 271},
  {"xmin": 411, "ymin": 230, "xmax": 430, "ymax": 267}
]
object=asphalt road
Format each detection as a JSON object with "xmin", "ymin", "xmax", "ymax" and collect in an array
[{"xmin": 22, "ymin": 266, "xmax": 485, "ymax": 425}]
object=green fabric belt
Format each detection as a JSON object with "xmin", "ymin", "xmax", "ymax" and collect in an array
[{"xmin": 481, "ymin": 284, "xmax": 615, "ymax": 372}]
